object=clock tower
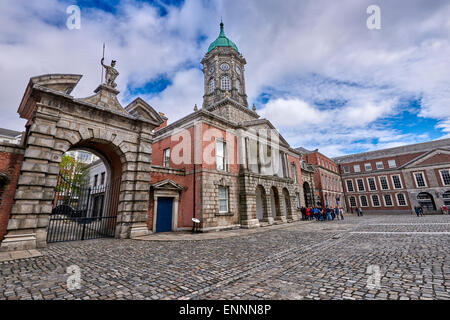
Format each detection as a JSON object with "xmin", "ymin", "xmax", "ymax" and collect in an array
[{"xmin": 201, "ymin": 22, "xmax": 248, "ymax": 108}]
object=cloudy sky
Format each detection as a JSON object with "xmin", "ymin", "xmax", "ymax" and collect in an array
[{"xmin": 1, "ymin": 0, "xmax": 449, "ymax": 157}]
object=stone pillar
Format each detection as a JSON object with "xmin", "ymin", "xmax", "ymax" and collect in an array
[
  {"xmin": 0, "ymin": 105, "xmax": 60, "ymax": 251},
  {"xmin": 238, "ymin": 174, "xmax": 260, "ymax": 229}
]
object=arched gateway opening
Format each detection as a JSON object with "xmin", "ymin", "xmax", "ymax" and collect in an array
[
  {"xmin": 303, "ymin": 182, "xmax": 312, "ymax": 207},
  {"xmin": 417, "ymin": 192, "xmax": 436, "ymax": 213},
  {"xmin": 47, "ymin": 143, "xmax": 123, "ymax": 242},
  {"xmin": 0, "ymin": 73, "xmax": 163, "ymax": 251}
]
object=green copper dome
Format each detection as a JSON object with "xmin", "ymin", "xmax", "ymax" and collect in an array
[{"xmin": 207, "ymin": 22, "xmax": 239, "ymax": 53}]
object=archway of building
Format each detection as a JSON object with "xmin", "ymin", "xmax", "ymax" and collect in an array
[
  {"xmin": 443, "ymin": 191, "xmax": 450, "ymax": 206},
  {"xmin": 255, "ymin": 185, "xmax": 268, "ymax": 222},
  {"xmin": 417, "ymin": 192, "xmax": 436, "ymax": 213},
  {"xmin": 303, "ymin": 182, "xmax": 312, "ymax": 207},
  {"xmin": 270, "ymin": 186, "xmax": 281, "ymax": 219},
  {"xmin": 47, "ymin": 139, "xmax": 124, "ymax": 243},
  {"xmin": 282, "ymin": 188, "xmax": 292, "ymax": 218}
]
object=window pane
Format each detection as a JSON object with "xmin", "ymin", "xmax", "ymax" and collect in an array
[
  {"xmin": 414, "ymin": 172, "xmax": 426, "ymax": 187},
  {"xmin": 368, "ymin": 178, "xmax": 376, "ymax": 191},
  {"xmin": 354, "ymin": 165, "xmax": 361, "ymax": 172},
  {"xmin": 384, "ymin": 194, "xmax": 393, "ymax": 206},
  {"xmin": 392, "ymin": 175, "xmax": 402, "ymax": 189},
  {"xmin": 372, "ymin": 195, "xmax": 380, "ymax": 206},
  {"xmin": 379, "ymin": 177, "xmax": 389, "ymax": 190},
  {"xmin": 360, "ymin": 196, "xmax": 368, "ymax": 207},
  {"xmin": 441, "ymin": 170, "xmax": 450, "ymax": 185}
]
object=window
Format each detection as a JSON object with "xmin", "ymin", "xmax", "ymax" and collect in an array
[
  {"xmin": 379, "ymin": 176, "xmax": 389, "ymax": 190},
  {"xmin": 396, "ymin": 193, "xmax": 407, "ymax": 206},
  {"xmin": 365, "ymin": 163, "xmax": 372, "ymax": 171},
  {"xmin": 101, "ymin": 172, "xmax": 105, "ymax": 185},
  {"xmin": 354, "ymin": 165, "xmax": 361, "ymax": 173},
  {"xmin": 376, "ymin": 161, "xmax": 384, "ymax": 170},
  {"xmin": 391, "ymin": 175, "xmax": 402, "ymax": 189},
  {"xmin": 208, "ymin": 79, "xmax": 215, "ymax": 93},
  {"xmin": 384, "ymin": 194, "xmax": 393, "ymax": 206},
  {"xmin": 356, "ymin": 178, "xmax": 365, "ymax": 191},
  {"xmin": 414, "ymin": 172, "xmax": 426, "ymax": 188},
  {"xmin": 221, "ymin": 76, "xmax": 230, "ymax": 91},
  {"xmin": 343, "ymin": 166, "xmax": 350, "ymax": 173},
  {"xmin": 346, "ymin": 180, "xmax": 354, "ymax": 192},
  {"xmin": 371, "ymin": 195, "xmax": 381, "ymax": 207},
  {"xmin": 349, "ymin": 196, "xmax": 357, "ymax": 207},
  {"xmin": 236, "ymin": 79, "xmax": 241, "ymax": 93},
  {"xmin": 218, "ymin": 186, "xmax": 229, "ymax": 213},
  {"xmin": 360, "ymin": 195, "xmax": 368, "ymax": 207},
  {"xmin": 163, "ymin": 148, "xmax": 170, "ymax": 168},
  {"xmin": 94, "ymin": 174, "xmax": 98, "ymax": 187},
  {"xmin": 216, "ymin": 139, "xmax": 227, "ymax": 171},
  {"xmin": 439, "ymin": 169, "xmax": 450, "ymax": 186},
  {"xmin": 388, "ymin": 160, "xmax": 396, "ymax": 168},
  {"xmin": 291, "ymin": 162, "xmax": 298, "ymax": 183},
  {"xmin": 367, "ymin": 177, "xmax": 377, "ymax": 191}
]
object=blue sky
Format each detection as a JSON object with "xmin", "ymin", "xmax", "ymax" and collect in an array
[{"xmin": 1, "ymin": 0, "xmax": 450, "ymax": 157}]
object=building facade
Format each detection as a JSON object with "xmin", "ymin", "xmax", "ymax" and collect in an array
[
  {"xmin": 297, "ymin": 148, "xmax": 345, "ymax": 209},
  {"xmin": 334, "ymin": 139, "xmax": 450, "ymax": 214}
]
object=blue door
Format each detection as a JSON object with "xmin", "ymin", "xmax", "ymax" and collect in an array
[{"xmin": 156, "ymin": 197, "xmax": 173, "ymax": 232}]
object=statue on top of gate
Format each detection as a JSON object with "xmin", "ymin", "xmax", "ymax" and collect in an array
[{"xmin": 101, "ymin": 58, "xmax": 119, "ymax": 88}]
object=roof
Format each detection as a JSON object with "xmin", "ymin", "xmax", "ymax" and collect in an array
[
  {"xmin": 333, "ymin": 138, "xmax": 450, "ymax": 163},
  {"xmin": 207, "ymin": 22, "xmax": 239, "ymax": 53},
  {"xmin": 0, "ymin": 128, "xmax": 21, "ymax": 137}
]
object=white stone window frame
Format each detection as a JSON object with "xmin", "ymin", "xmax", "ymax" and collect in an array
[
  {"xmin": 215, "ymin": 138, "xmax": 227, "ymax": 172},
  {"xmin": 391, "ymin": 174, "xmax": 403, "ymax": 189},
  {"xmin": 367, "ymin": 177, "xmax": 377, "ymax": 191},
  {"xmin": 388, "ymin": 159, "xmax": 397, "ymax": 168},
  {"xmin": 383, "ymin": 194, "xmax": 394, "ymax": 207},
  {"xmin": 349, "ymin": 196, "xmax": 357, "ymax": 207},
  {"xmin": 343, "ymin": 166, "xmax": 350, "ymax": 173},
  {"xmin": 218, "ymin": 185, "xmax": 229, "ymax": 213},
  {"xmin": 396, "ymin": 193, "xmax": 408, "ymax": 206},
  {"xmin": 376, "ymin": 161, "xmax": 384, "ymax": 170},
  {"xmin": 346, "ymin": 179, "xmax": 354, "ymax": 192},
  {"xmin": 356, "ymin": 178, "xmax": 365, "ymax": 192},
  {"xmin": 208, "ymin": 78, "xmax": 215, "ymax": 93},
  {"xmin": 439, "ymin": 169, "xmax": 450, "ymax": 186},
  {"xmin": 413, "ymin": 171, "xmax": 427, "ymax": 188},
  {"xmin": 371, "ymin": 194, "xmax": 381, "ymax": 207},
  {"xmin": 354, "ymin": 164, "xmax": 361, "ymax": 173},
  {"xmin": 359, "ymin": 195, "xmax": 369, "ymax": 207},
  {"xmin": 163, "ymin": 148, "xmax": 170, "ymax": 168},
  {"xmin": 221, "ymin": 75, "xmax": 231, "ymax": 91},
  {"xmin": 364, "ymin": 163, "xmax": 372, "ymax": 172},
  {"xmin": 378, "ymin": 175, "xmax": 390, "ymax": 190}
]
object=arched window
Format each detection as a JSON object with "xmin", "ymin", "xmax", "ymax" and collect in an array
[
  {"xmin": 221, "ymin": 76, "xmax": 230, "ymax": 91},
  {"xmin": 208, "ymin": 79, "xmax": 215, "ymax": 93},
  {"xmin": 236, "ymin": 79, "xmax": 241, "ymax": 93}
]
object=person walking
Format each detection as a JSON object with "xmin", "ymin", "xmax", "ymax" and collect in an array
[
  {"xmin": 414, "ymin": 206, "xmax": 420, "ymax": 217},
  {"xmin": 306, "ymin": 207, "xmax": 310, "ymax": 220},
  {"xmin": 331, "ymin": 208, "xmax": 336, "ymax": 220},
  {"xmin": 339, "ymin": 207, "xmax": 344, "ymax": 220}
]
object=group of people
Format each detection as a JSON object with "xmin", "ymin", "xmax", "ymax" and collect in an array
[{"xmin": 300, "ymin": 207, "xmax": 345, "ymax": 221}]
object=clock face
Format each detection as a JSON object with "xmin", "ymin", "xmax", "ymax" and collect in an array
[
  {"xmin": 220, "ymin": 63, "xmax": 230, "ymax": 71},
  {"xmin": 208, "ymin": 65, "xmax": 215, "ymax": 74},
  {"xmin": 235, "ymin": 65, "xmax": 241, "ymax": 75}
]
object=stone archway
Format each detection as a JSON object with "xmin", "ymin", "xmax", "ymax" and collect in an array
[
  {"xmin": 0, "ymin": 74, "xmax": 163, "ymax": 251},
  {"xmin": 270, "ymin": 186, "xmax": 285, "ymax": 222},
  {"xmin": 303, "ymin": 182, "xmax": 312, "ymax": 207},
  {"xmin": 417, "ymin": 192, "xmax": 436, "ymax": 213},
  {"xmin": 282, "ymin": 188, "xmax": 292, "ymax": 218},
  {"xmin": 255, "ymin": 185, "xmax": 267, "ymax": 222}
]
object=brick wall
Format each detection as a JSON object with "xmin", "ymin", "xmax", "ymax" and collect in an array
[{"xmin": 0, "ymin": 143, "xmax": 24, "ymax": 241}]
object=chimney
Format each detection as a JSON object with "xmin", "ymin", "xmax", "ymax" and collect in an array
[{"xmin": 155, "ymin": 112, "xmax": 168, "ymax": 131}]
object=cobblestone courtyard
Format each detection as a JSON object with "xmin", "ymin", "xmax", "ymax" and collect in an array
[{"xmin": 1, "ymin": 214, "xmax": 450, "ymax": 300}]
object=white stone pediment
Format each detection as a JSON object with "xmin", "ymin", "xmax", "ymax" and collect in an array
[
  {"xmin": 151, "ymin": 179, "xmax": 183, "ymax": 191},
  {"xmin": 403, "ymin": 148, "xmax": 450, "ymax": 168},
  {"xmin": 125, "ymin": 98, "xmax": 164, "ymax": 125}
]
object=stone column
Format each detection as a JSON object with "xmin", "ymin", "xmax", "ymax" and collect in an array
[{"xmin": 0, "ymin": 104, "xmax": 61, "ymax": 251}]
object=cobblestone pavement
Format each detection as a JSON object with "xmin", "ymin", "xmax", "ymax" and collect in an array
[{"xmin": 1, "ymin": 214, "xmax": 450, "ymax": 300}]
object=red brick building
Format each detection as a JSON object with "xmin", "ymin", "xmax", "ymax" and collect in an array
[
  {"xmin": 334, "ymin": 139, "xmax": 450, "ymax": 214},
  {"xmin": 297, "ymin": 148, "xmax": 345, "ymax": 209}
]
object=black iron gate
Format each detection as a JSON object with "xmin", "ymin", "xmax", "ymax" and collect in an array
[{"xmin": 47, "ymin": 174, "xmax": 120, "ymax": 243}]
